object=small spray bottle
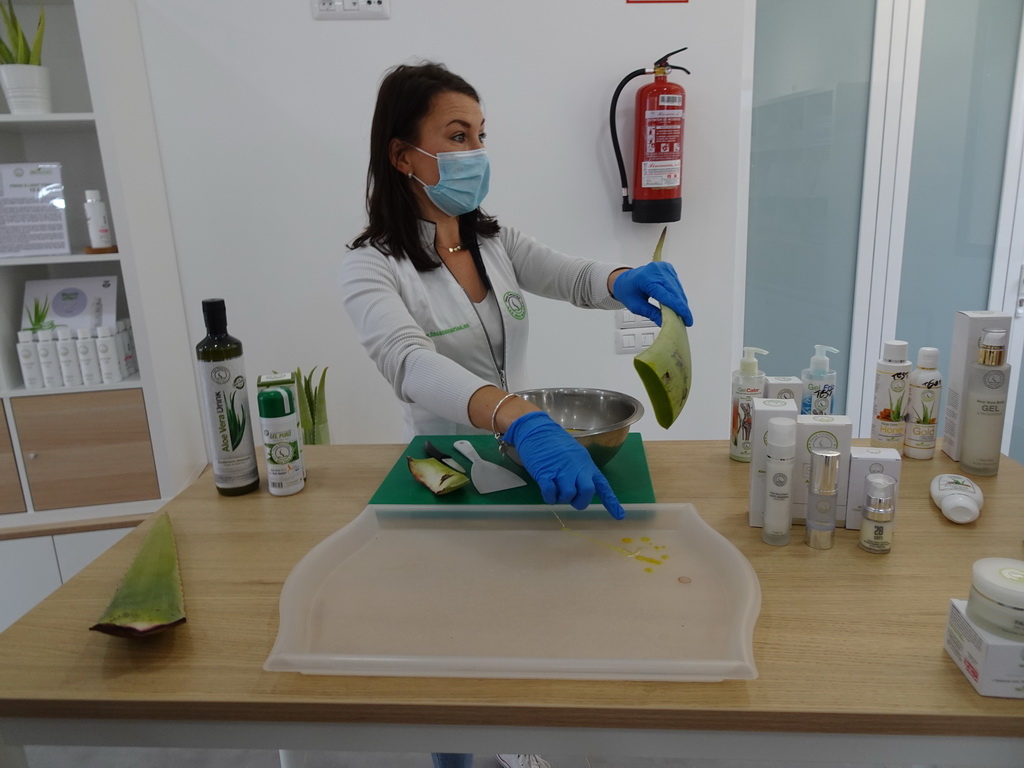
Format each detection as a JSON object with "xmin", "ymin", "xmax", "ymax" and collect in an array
[
  {"xmin": 730, "ymin": 346, "xmax": 768, "ymax": 462},
  {"xmin": 801, "ymin": 345, "xmax": 840, "ymax": 415}
]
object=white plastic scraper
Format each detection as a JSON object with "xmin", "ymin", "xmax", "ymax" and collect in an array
[{"xmin": 453, "ymin": 440, "xmax": 527, "ymax": 494}]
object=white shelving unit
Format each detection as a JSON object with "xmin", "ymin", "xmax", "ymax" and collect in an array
[{"xmin": 0, "ymin": 1, "xmax": 206, "ymax": 530}]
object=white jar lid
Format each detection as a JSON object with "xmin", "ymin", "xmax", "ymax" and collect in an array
[{"xmin": 971, "ymin": 557, "xmax": 1024, "ymax": 609}]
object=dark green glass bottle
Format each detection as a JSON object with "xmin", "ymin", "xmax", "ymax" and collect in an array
[{"xmin": 196, "ymin": 298, "xmax": 259, "ymax": 496}]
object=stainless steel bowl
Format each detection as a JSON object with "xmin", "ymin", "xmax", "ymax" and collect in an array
[{"xmin": 503, "ymin": 388, "xmax": 644, "ymax": 468}]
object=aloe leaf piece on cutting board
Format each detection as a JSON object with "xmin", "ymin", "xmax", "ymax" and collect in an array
[
  {"xmin": 407, "ymin": 456, "xmax": 470, "ymax": 495},
  {"xmin": 633, "ymin": 227, "xmax": 692, "ymax": 429},
  {"xmin": 90, "ymin": 511, "xmax": 186, "ymax": 639}
]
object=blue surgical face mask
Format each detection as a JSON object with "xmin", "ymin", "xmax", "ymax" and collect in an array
[{"xmin": 410, "ymin": 146, "xmax": 490, "ymax": 217}]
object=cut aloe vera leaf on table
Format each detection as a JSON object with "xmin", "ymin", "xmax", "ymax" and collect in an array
[{"xmin": 90, "ymin": 511, "xmax": 186, "ymax": 639}]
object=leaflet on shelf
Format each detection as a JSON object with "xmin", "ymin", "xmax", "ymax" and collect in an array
[{"xmin": 0, "ymin": 163, "xmax": 70, "ymax": 258}]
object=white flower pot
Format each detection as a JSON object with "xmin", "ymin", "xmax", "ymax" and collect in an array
[{"xmin": 0, "ymin": 65, "xmax": 52, "ymax": 114}]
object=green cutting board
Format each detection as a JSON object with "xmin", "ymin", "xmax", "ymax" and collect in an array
[{"xmin": 369, "ymin": 432, "xmax": 655, "ymax": 506}]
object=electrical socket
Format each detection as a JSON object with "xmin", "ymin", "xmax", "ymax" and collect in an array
[
  {"xmin": 614, "ymin": 327, "xmax": 659, "ymax": 355},
  {"xmin": 615, "ymin": 307, "xmax": 657, "ymax": 330},
  {"xmin": 311, "ymin": 0, "xmax": 390, "ymax": 20}
]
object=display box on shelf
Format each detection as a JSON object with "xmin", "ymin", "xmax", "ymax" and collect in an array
[
  {"xmin": 22, "ymin": 276, "xmax": 118, "ymax": 334},
  {"xmin": 0, "ymin": 163, "xmax": 70, "ymax": 259}
]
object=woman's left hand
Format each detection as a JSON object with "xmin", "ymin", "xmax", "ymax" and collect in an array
[{"xmin": 612, "ymin": 262, "xmax": 693, "ymax": 327}]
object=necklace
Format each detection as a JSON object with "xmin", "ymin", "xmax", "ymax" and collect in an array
[{"xmin": 446, "ymin": 244, "xmax": 464, "ymax": 254}]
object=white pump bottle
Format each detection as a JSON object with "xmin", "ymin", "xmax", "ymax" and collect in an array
[
  {"xmin": 730, "ymin": 346, "xmax": 768, "ymax": 462},
  {"xmin": 801, "ymin": 345, "xmax": 839, "ymax": 415}
]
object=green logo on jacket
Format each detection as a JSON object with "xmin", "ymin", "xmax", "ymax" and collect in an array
[{"xmin": 503, "ymin": 291, "xmax": 526, "ymax": 320}]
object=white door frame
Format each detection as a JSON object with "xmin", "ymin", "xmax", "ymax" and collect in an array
[
  {"xmin": 847, "ymin": 0, "xmax": 926, "ymax": 436},
  {"xmin": 989, "ymin": 3, "xmax": 1024, "ymax": 452}
]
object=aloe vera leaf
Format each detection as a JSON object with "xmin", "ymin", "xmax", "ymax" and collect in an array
[
  {"xmin": 294, "ymin": 366, "xmax": 313, "ymax": 439},
  {"xmin": 28, "ymin": 4, "xmax": 42, "ymax": 66},
  {"xmin": 632, "ymin": 227, "xmax": 692, "ymax": 428},
  {"xmin": 407, "ymin": 457, "xmax": 469, "ymax": 495},
  {"xmin": 90, "ymin": 512, "xmax": 186, "ymax": 638}
]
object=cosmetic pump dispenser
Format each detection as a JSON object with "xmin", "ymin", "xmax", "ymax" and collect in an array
[
  {"xmin": 869, "ymin": 340, "xmax": 911, "ymax": 450},
  {"xmin": 762, "ymin": 416, "xmax": 796, "ymax": 546},
  {"xmin": 16, "ymin": 330, "xmax": 43, "ymax": 390},
  {"xmin": 55, "ymin": 327, "xmax": 83, "ymax": 387},
  {"xmin": 858, "ymin": 473, "xmax": 897, "ymax": 554},
  {"xmin": 801, "ymin": 345, "xmax": 839, "ymax": 415},
  {"xmin": 75, "ymin": 328, "xmax": 103, "ymax": 386},
  {"xmin": 805, "ymin": 449, "xmax": 840, "ymax": 550},
  {"xmin": 35, "ymin": 329, "xmax": 63, "ymax": 389},
  {"xmin": 904, "ymin": 347, "xmax": 942, "ymax": 459},
  {"xmin": 196, "ymin": 298, "xmax": 259, "ymax": 496},
  {"xmin": 730, "ymin": 346, "xmax": 768, "ymax": 462},
  {"xmin": 959, "ymin": 328, "xmax": 1011, "ymax": 476}
]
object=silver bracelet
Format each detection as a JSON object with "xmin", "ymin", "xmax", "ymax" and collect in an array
[{"xmin": 490, "ymin": 392, "xmax": 518, "ymax": 440}]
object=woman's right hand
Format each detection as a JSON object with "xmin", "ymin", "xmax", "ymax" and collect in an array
[{"xmin": 502, "ymin": 411, "xmax": 626, "ymax": 520}]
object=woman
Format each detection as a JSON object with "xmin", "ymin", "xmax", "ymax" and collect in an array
[
  {"xmin": 341, "ymin": 60, "xmax": 692, "ymax": 524},
  {"xmin": 340, "ymin": 59, "xmax": 693, "ymax": 768}
]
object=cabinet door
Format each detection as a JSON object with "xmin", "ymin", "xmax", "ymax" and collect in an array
[
  {"xmin": 12, "ymin": 389, "xmax": 159, "ymax": 511},
  {"xmin": 0, "ymin": 402, "xmax": 26, "ymax": 515}
]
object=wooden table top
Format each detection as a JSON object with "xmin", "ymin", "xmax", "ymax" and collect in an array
[{"xmin": 1, "ymin": 440, "xmax": 1022, "ymax": 737}]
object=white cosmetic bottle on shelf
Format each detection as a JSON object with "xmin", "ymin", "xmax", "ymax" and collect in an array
[
  {"xmin": 84, "ymin": 189, "xmax": 116, "ymax": 252},
  {"xmin": 95, "ymin": 326, "xmax": 123, "ymax": 384},
  {"xmin": 55, "ymin": 327, "xmax": 84, "ymax": 387},
  {"xmin": 76, "ymin": 328, "xmax": 103, "ymax": 386},
  {"xmin": 35, "ymin": 329, "xmax": 64, "ymax": 389},
  {"xmin": 16, "ymin": 330, "xmax": 43, "ymax": 390}
]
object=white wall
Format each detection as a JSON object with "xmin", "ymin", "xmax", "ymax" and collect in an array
[{"xmin": 134, "ymin": 0, "xmax": 753, "ymax": 444}]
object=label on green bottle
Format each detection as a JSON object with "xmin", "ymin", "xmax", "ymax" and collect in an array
[{"xmin": 198, "ymin": 358, "xmax": 258, "ymax": 488}]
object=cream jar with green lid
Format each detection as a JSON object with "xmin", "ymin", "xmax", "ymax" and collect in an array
[{"xmin": 966, "ymin": 558, "xmax": 1024, "ymax": 641}]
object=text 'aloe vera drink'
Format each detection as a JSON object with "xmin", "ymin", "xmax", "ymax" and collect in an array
[{"xmin": 196, "ymin": 298, "xmax": 259, "ymax": 496}]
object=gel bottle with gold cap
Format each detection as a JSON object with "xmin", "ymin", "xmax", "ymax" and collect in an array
[
  {"xmin": 959, "ymin": 328, "xmax": 1011, "ymax": 477},
  {"xmin": 805, "ymin": 449, "xmax": 840, "ymax": 550},
  {"xmin": 196, "ymin": 298, "xmax": 259, "ymax": 495}
]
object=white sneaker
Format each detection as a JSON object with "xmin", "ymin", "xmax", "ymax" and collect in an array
[{"xmin": 496, "ymin": 756, "xmax": 550, "ymax": 768}]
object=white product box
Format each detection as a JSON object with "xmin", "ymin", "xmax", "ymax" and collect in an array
[
  {"xmin": 747, "ymin": 397, "xmax": 799, "ymax": 527},
  {"xmin": 764, "ymin": 376, "xmax": 802, "ymax": 401},
  {"xmin": 844, "ymin": 447, "xmax": 902, "ymax": 531},
  {"xmin": 793, "ymin": 414, "xmax": 853, "ymax": 525},
  {"xmin": 944, "ymin": 598, "xmax": 1024, "ymax": 699},
  {"xmin": 0, "ymin": 163, "xmax": 70, "ymax": 258},
  {"xmin": 21, "ymin": 276, "xmax": 118, "ymax": 334},
  {"xmin": 943, "ymin": 311, "xmax": 1012, "ymax": 461}
]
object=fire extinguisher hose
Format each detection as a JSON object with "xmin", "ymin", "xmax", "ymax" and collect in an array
[{"xmin": 610, "ymin": 68, "xmax": 649, "ymax": 213}]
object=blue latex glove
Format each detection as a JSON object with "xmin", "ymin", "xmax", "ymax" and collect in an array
[
  {"xmin": 612, "ymin": 262, "xmax": 693, "ymax": 327},
  {"xmin": 503, "ymin": 411, "xmax": 626, "ymax": 520}
]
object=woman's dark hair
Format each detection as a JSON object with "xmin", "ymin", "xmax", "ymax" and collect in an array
[{"xmin": 349, "ymin": 62, "xmax": 499, "ymax": 270}]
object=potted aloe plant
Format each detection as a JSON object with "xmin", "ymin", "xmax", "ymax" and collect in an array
[
  {"xmin": 295, "ymin": 366, "xmax": 330, "ymax": 445},
  {"xmin": 0, "ymin": 1, "xmax": 48, "ymax": 114}
]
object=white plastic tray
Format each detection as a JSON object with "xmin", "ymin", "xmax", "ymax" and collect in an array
[{"xmin": 265, "ymin": 503, "xmax": 760, "ymax": 681}]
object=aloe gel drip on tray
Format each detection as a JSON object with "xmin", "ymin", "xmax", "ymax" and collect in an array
[{"xmin": 196, "ymin": 298, "xmax": 259, "ymax": 496}]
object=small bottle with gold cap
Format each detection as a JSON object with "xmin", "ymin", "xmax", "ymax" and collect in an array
[
  {"xmin": 960, "ymin": 328, "xmax": 1011, "ymax": 476},
  {"xmin": 805, "ymin": 449, "xmax": 840, "ymax": 550},
  {"xmin": 858, "ymin": 473, "xmax": 896, "ymax": 554}
]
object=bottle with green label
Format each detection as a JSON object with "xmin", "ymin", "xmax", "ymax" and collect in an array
[
  {"xmin": 196, "ymin": 298, "xmax": 259, "ymax": 495},
  {"xmin": 257, "ymin": 385, "xmax": 305, "ymax": 496}
]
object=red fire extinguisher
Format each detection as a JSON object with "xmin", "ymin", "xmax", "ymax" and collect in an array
[{"xmin": 610, "ymin": 48, "xmax": 689, "ymax": 223}]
